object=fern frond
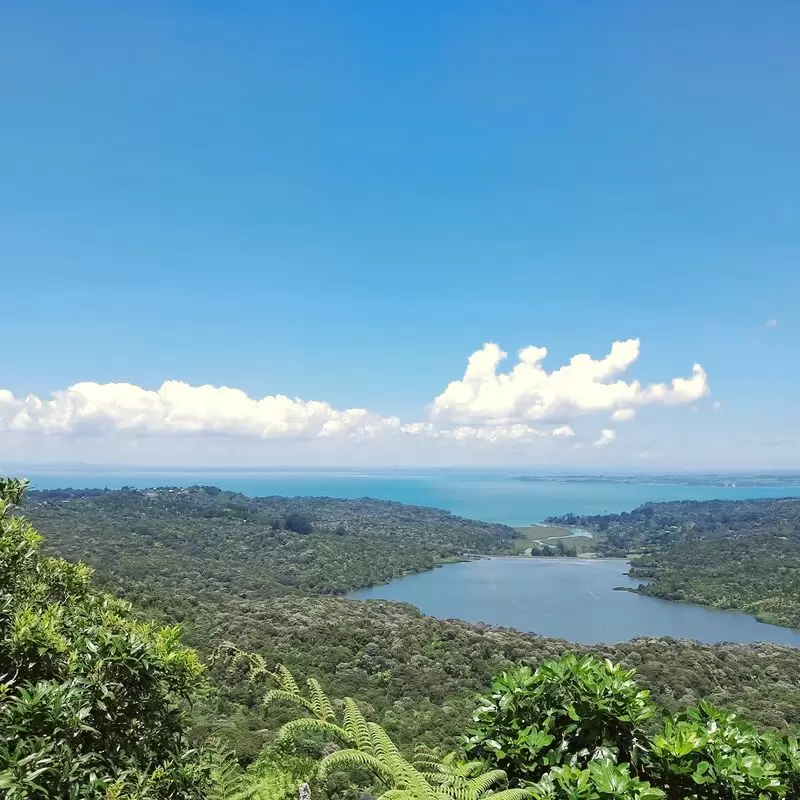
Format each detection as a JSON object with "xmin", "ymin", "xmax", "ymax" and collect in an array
[
  {"xmin": 319, "ymin": 749, "xmax": 398, "ymax": 787},
  {"xmin": 465, "ymin": 770, "xmax": 508, "ymax": 794},
  {"xmin": 307, "ymin": 677, "xmax": 336, "ymax": 721},
  {"xmin": 478, "ymin": 790, "xmax": 532, "ymax": 800},
  {"xmin": 369, "ymin": 722, "xmax": 403, "ymax": 762},
  {"xmin": 451, "ymin": 760, "xmax": 488, "ymax": 779},
  {"xmin": 343, "ymin": 697, "xmax": 373, "ymax": 752},
  {"xmin": 264, "ymin": 688, "xmax": 314, "ymax": 713},
  {"xmin": 273, "ymin": 663, "xmax": 301, "ymax": 694},
  {"xmin": 377, "ymin": 791, "xmax": 418, "ymax": 800},
  {"xmin": 413, "ymin": 744, "xmax": 446, "ymax": 773},
  {"xmin": 277, "ymin": 717, "xmax": 353, "ymax": 746},
  {"xmin": 421, "ymin": 772, "xmax": 452, "ymax": 787},
  {"xmin": 205, "ymin": 740, "xmax": 248, "ymax": 800}
]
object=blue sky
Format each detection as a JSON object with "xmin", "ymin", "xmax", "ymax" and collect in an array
[{"xmin": 1, "ymin": 1, "xmax": 798, "ymax": 468}]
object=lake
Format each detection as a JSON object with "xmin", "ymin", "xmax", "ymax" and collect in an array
[
  {"xmin": 350, "ymin": 557, "xmax": 800, "ymax": 646},
  {"xmin": 18, "ymin": 467, "xmax": 800, "ymax": 526},
  {"xmin": 18, "ymin": 467, "xmax": 800, "ymax": 646}
]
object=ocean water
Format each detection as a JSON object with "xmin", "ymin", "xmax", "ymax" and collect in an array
[
  {"xmin": 350, "ymin": 557, "xmax": 800, "ymax": 646},
  {"xmin": 17, "ymin": 468, "xmax": 800, "ymax": 526},
  {"xmin": 17, "ymin": 467, "xmax": 800, "ymax": 645}
]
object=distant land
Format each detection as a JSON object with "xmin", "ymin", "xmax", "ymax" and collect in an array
[{"xmin": 517, "ymin": 472, "xmax": 800, "ymax": 487}]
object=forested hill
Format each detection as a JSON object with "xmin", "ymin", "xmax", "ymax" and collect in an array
[
  {"xmin": 25, "ymin": 486, "xmax": 521, "ymax": 596},
  {"xmin": 19, "ymin": 485, "xmax": 800, "ymax": 764},
  {"xmin": 548, "ymin": 497, "xmax": 800, "ymax": 628}
]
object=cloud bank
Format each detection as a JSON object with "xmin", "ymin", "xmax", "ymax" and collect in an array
[
  {"xmin": 430, "ymin": 339, "xmax": 708, "ymax": 425},
  {"xmin": 0, "ymin": 339, "xmax": 709, "ymax": 456},
  {"xmin": 0, "ymin": 382, "xmax": 401, "ymax": 441}
]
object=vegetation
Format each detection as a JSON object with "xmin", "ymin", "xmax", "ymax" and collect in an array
[
  {"xmin": 0, "ymin": 478, "xmax": 212, "ymax": 798},
  {"xmin": 17, "ymin": 487, "xmax": 800, "ymax": 763},
  {"xmin": 547, "ymin": 498, "xmax": 800, "ymax": 628},
  {"xmin": 6, "ymin": 478, "xmax": 800, "ymax": 798},
  {"xmin": 25, "ymin": 486, "xmax": 521, "ymax": 596},
  {"xmin": 222, "ymin": 652, "xmax": 799, "ymax": 800}
]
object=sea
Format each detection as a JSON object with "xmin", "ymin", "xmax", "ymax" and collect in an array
[
  {"xmin": 16, "ymin": 467, "xmax": 800, "ymax": 645},
  {"xmin": 17, "ymin": 467, "xmax": 800, "ymax": 527}
]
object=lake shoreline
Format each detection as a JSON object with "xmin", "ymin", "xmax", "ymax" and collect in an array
[{"xmin": 349, "ymin": 556, "xmax": 800, "ymax": 646}]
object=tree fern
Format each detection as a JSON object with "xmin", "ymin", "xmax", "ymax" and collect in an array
[
  {"xmin": 343, "ymin": 697, "xmax": 373, "ymax": 752},
  {"xmin": 258, "ymin": 661, "xmax": 519, "ymax": 800},
  {"xmin": 273, "ymin": 663, "xmax": 302, "ymax": 695},
  {"xmin": 277, "ymin": 717, "xmax": 354, "ymax": 747},
  {"xmin": 465, "ymin": 769, "xmax": 507, "ymax": 794},
  {"xmin": 205, "ymin": 740, "xmax": 252, "ymax": 800},
  {"xmin": 264, "ymin": 687, "xmax": 316, "ymax": 715},
  {"xmin": 318, "ymin": 749, "xmax": 398, "ymax": 787},
  {"xmin": 473, "ymin": 790, "xmax": 532, "ymax": 800},
  {"xmin": 307, "ymin": 676, "xmax": 335, "ymax": 721}
]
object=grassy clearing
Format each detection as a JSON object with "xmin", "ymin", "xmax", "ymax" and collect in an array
[
  {"xmin": 517, "ymin": 524, "xmax": 572, "ymax": 542},
  {"xmin": 514, "ymin": 525, "xmax": 605, "ymax": 556}
]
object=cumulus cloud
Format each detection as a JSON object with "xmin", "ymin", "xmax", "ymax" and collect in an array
[
  {"xmin": 0, "ymin": 381, "xmax": 400, "ymax": 441},
  {"xmin": 593, "ymin": 428, "xmax": 616, "ymax": 447},
  {"xmin": 0, "ymin": 337, "xmax": 711, "ymax": 454},
  {"xmin": 552, "ymin": 425, "xmax": 576, "ymax": 437},
  {"xmin": 431, "ymin": 339, "xmax": 708, "ymax": 425}
]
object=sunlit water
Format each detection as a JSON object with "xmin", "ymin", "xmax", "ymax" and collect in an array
[
  {"xmin": 18, "ymin": 468, "xmax": 800, "ymax": 526},
  {"xmin": 19, "ymin": 468, "xmax": 800, "ymax": 646},
  {"xmin": 350, "ymin": 557, "xmax": 800, "ymax": 646}
]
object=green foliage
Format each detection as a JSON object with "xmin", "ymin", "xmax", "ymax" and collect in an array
[
  {"xmin": 22, "ymin": 485, "xmax": 800, "ymax": 764},
  {"xmin": 261, "ymin": 660, "xmax": 530, "ymax": 800},
  {"xmin": 548, "ymin": 498, "xmax": 800, "ymax": 627},
  {"xmin": 649, "ymin": 703, "xmax": 791, "ymax": 799},
  {"xmin": 466, "ymin": 654, "xmax": 655, "ymax": 786},
  {"xmin": 464, "ymin": 654, "xmax": 798, "ymax": 799},
  {"xmin": 528, "ymin": 760, "xmax": 664, "ymax": 800},
  {"xmin": 26, "ymin": 487, "xmax": 520, "ymax": 597},
  {"xmin": 0, "ymin": 478, "xmax": 213, "ymax": 798}
]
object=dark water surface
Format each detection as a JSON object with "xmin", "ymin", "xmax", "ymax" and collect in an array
[{"xmin": 350, "ymin": 558, "xmax": 800, "ymax": 646}]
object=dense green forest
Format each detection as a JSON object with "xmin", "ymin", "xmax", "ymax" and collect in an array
[
  {"xmin": 26, "ymin": 486, "xmax": 520, "ymax": 596},
  {"xmin": 548, "ymin": 498, "xmax": 800, "ymax": 628},
  {"xmin": 5, "ymin": 480, "xmax": 800, "ymax": 797},
  {"xmin": 17, "ymin": 487, "xmax": 800, "ymax": 767}
]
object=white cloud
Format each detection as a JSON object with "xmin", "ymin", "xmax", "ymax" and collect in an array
[
  {"xmin": 0, "ymin": 337, "xmax": 711, "ymax": 459},
  {"xmin": 402, "ymin": 421, "xmax": 542, "ymax": 442},
  {"xmin": 552, "ymin": 425, "xmax": 576, "ymax": 437},
  {"xmin": 0, "ymin": 381, "xmax": 400, "ymax": 441},
  {"xmin": 431, "ymin": 339, "xmax": 708, "ymax": 425},
  {"xmin": 764, "ymin": 319, "xmax": 778, "ymax": 329},
  {"xmin": 593, "ymin": 428, "xmax": 616, "ymax": 447},
  {"xmin": 712, "ymin": 400, "xmax": 722, "ymax": 411}
]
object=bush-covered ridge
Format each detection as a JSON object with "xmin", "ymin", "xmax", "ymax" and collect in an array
[
  {"xmin": 5, "ymin": 478, "xmax": 800, "ymax": 798},
  {"xmin": 20, "ymin": 486, "xmax": 800, "ymax": 762},
  {"xmin": 547, "ymin": 497, "xmax": 800, "ymax": 628},
  {"xmin": 26, "ymin": 486, "xmax": 521, "ymax": 596}
]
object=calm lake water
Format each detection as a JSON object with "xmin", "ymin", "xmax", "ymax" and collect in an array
[
  {"xmin": 18, "ymin": 468, "xmax": 800, "ymax": 646},
  {"xmin": 350, "ymin": 557, "xmax": 800, "ymax": 646},
  {"xmin": 18, "ymin": 468, "xmax": 800, "ymax": 527}
]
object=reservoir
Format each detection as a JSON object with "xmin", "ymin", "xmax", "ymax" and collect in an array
[{"xmin": 349, "ymin": 557, "xmax": 800, "ymax": 646}]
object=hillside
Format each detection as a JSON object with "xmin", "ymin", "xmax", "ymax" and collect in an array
[
  {"xmin": 26, "ymin": 486, "xmax": 521, "ymax": 596},
  {"xmin": 20, "ymin": 487, "xmax": 800, "ymax": 763},
  {"xmin": 548, "ymin": 497, "xmax": 800, "ymax": 627}
]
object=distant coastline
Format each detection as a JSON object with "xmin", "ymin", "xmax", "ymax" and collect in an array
[{"xmin": 516, "ymin": 473, "xmax": 800, "ymax": 488}]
